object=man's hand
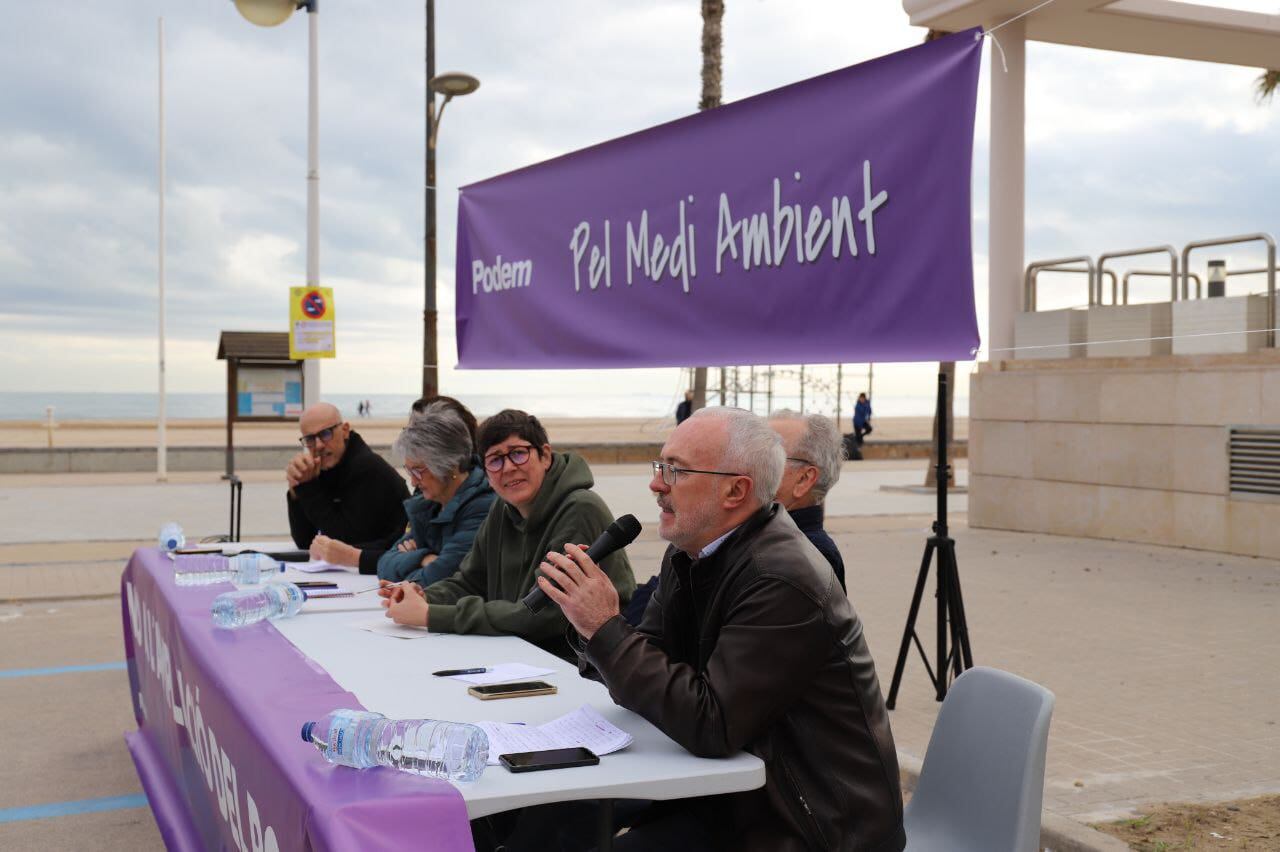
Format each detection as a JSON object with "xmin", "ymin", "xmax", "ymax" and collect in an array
[
  {"xmin": 536, "ymin": 542, "xmax": 620, "ymax": 641},
  {"xmin": 381, "ymin": 582, "xmax": 429, "ymax": 627},
  {"xmin": 396, "ymin": 538, "xmax": 418, "ymax": 553},
  {"xmin": 419, "ymin": 553, "xmax": 439, "ymax": 568},
  {"xmin": 309, "ymin": 534, "xmax": 360, "ymax": 568},
  {"xmin": 286, "ymin": 451, "xmax": 321, "ymax": 490}
]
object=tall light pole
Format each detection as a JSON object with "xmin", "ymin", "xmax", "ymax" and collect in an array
[
  {"xmin": 423, "ymin": 0, "xmax": 479, "ymax": 398},
  {"xmin": 233, "ymin": 0, "xmax": 321, "ymax": 406}
]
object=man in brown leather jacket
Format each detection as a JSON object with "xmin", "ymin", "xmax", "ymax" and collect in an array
[{"xmin": 537, "ymin": 407, "xmax": 905, "ymax": 851}]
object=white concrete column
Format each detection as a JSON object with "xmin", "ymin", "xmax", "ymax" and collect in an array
[{"xmin": 987, "ymin": 18, "xmax": 1026, "ymax": 359}]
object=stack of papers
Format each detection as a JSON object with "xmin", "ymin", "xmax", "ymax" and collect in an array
[
  {"xmin": 477, "ymin": 704, "xmax": 633, "ymax": 765},
  {"xmin": 289, "ymin": 559, "xmax": 350, "ymax": 573}
]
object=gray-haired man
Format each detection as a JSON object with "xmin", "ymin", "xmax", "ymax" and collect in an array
[
  {"xmin": 532, "ymin": 407, "xmax": 903, "ymax": 852},
  {"xmin": 769, "ymin": 409, "xmax": 847, "ymax": 589}
]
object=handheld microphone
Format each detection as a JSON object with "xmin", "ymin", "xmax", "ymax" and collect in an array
[{"xmin": 522, "ymin": 514, "xmax": 642, "ymax": 613}]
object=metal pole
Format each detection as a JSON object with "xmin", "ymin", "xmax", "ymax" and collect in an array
[
  {"xmin": 306, "ymin": 4, "xmax": 319, "ymax": 290},
  {"xmin": 157, "ymin": 17, "xmax": 167, "ymax": 482},
  {"xmin": 748, "ymin": 366, "xmax": 755, "ymax": 412},
  {"xmin": 835, "ymin": 364, "xmax": 843, "ymax": 430},
  {"xmin": 799, "ymin": 365, "xmax": 805, "ymax": 412},
  {"xmin": 766, "ymin": 368, "xmax": 773, "ymax": 414},
  {"xmin": 868, "ymin": 363, "xmax": 874, "ymax": 400},
  {"xmin": 719, "ymin": 367, "xmax": 726, "ymax": 405},
  {"xmin": 423, "ymin": 0, "xmax": 438, "ymax": 398}
]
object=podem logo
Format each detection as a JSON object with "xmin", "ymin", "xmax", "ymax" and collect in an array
[{"xmin": 472, "ymin": 255, "xmax": 533, "ymax": 295}]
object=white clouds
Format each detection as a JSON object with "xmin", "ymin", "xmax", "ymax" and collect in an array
[{"xmin": 0, "ymin": 1, "xmax": 1276, "ymax": 407}]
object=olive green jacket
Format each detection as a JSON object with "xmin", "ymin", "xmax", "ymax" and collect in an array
[{"xmin": 424, "ymin": 451, "xmax": 635, "ymax": 656}]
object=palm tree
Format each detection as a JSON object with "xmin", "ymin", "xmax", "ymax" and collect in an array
[
  {"xmin": 691, "ymin": 0, "xmax": 724, "ymax": 411},
  {"xmin": 1257, "ymin": 69, "xmax": 1279, "ymax": 103}
]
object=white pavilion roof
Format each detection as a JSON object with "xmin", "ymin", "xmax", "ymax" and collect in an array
[{"xmin": 903, "ymin": 0, "xmax": 1280, "ymax": 68}]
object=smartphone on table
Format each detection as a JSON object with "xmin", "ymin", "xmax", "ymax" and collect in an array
[
  {"xmin": 466, "ymin": 681, "xmax": 557, "ymax": 700},
  {"xmin": 499, "ymin": 747, "xmax": 600, "ymax": 773}
]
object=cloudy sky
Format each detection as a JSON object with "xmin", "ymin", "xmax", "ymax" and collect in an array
[{"xmin": 1, "ymin": 0, "xmax": 1276, "ymax": 412}]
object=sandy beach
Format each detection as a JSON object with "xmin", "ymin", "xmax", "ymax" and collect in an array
[{"xmin": 0, "ymin": 414, "xmax": 967, "ymax": 449}]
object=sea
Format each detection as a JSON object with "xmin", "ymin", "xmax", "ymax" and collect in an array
[{"xmin": 0, "ymin": 391, "xmax": 968, "ymax": 422}]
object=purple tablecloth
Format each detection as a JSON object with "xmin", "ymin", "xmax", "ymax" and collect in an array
[{"xmin": 121, "ymin": 548, "xmax": 474, "ymax": 851}]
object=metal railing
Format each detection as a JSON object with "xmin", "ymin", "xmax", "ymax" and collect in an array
[
  {"xmin": 1124, "ymin": 270, "xmax": 1201, "ymax": 303},
  {"xmin": 1024, "ymin": 232, "xmax": 1276, "ymax": 348},
  {"xmin": 1182, "ymin": 233, "xmax": 1276, "ymax": 347},
  {"xmin": 1024, "ymin": 256, "xmax": 1096, "ymax": 312},
  {"xmin": 1098, "ymin": 245, "xmax": 1177, "ymax": 306}
]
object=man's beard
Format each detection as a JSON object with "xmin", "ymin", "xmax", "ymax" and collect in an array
[{"xmin": 658, "ymin": 496, "xmax": 719, "ymax": 554}]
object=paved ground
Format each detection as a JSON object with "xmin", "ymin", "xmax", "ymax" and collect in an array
[{"xmin": 1, "ymin": 458, "xmax": 1277, "ymax": 850}]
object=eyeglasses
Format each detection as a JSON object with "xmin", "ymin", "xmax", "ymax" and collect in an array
[
  {"xmin": 651, "ymin": 460, "xmax": 746, "ymax": 487},
  {"xmin": 786, "ymin": 457, "xmax": 815, "ymax": 467},
  {"xmin": 405, "ymin": 464, "xmax": 429, "ymax": 482},
  {"xmin": 299, "ymin": 422, "xmax": 343, "ymax": 447},
  {"xmin": 484, "ymin": 445, "xmax": 536, "ymax": 472}
]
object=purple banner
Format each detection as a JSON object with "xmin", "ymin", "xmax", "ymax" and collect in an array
[
  {"xmin": 456, "ymin": 30, "xmax": 982, "ymax": 369},
  {"xmin": 121, "ymin": 549, "xmax": 473, "ymax": 851}
]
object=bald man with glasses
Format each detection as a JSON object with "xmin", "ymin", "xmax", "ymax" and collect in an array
[{"xmin": 286, "ymin": 402, "xmax": 408, "ymax": 556}]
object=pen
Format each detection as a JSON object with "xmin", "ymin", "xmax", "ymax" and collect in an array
[
  {"xmin": 356, "ymin": 582, "xmax": 403, "ymax": 595},
  {"xmin": 432, "ymin": 668, "xmax": 489, "ymax": 677}
]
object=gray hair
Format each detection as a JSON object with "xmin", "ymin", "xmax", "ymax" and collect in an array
[
  {"xmin": 689, "ymin": 407, "xmax": 784, "ymax": 507},
  {"xmin": 393, "ymin": 401, "xmax": 473, "ymax": 478},
  {"xmin": 768, "ymin": 409, "xmax": 845, "ymax": 502}
]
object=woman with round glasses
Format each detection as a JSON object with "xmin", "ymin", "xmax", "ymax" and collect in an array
[
  {"xmin": 381, "ymin": 408, "xmax": 636, "ymax": 659},
  {"xmin": 374, "ymin": 402, "xmax": 494, "ymax": 588}
]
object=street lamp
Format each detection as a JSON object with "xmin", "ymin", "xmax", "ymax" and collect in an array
[
  {"xmin": 423, "ymin": 0, "xmax": 479, "ymax": 398},
  {"xmin": 233, "ymin": 0, "xmax": 321, "ymax": 406}
]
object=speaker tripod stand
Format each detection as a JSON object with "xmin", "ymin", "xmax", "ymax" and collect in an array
[{"xmin": 885, "ymin": 371, "xmax": 973, "ymax": 708}]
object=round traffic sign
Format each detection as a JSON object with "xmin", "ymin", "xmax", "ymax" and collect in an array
[{"xmin": 301, "ymin": 290, "xmax": 327, "ymax": 319}]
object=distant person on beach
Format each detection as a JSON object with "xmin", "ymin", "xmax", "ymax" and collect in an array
[
  {"xmin": 365, "ymin": 399, "xmax": 373, "ymax": 418},
  {"xmin": 769, "ymin": 409, "xmax": 847, "ymax": 589},
  {"xmin": 853, "ymin": 392, "xmax": 873, "ymax": 445},
  {"xmin": 357, "ymin": 400, "xmax": 366, "ymax": 418},
  {"xmin": 374, "ymin": 402, "xmax": 494, "ymax": 587},
  {"xmin": 379, "ymin": 408, "xmax": 635, "ymax": 659},
  {"xmin": 675, "ymin": 390, "xmax": 694, "ymax": 424},
  {"xmin": 286, "ymin": 402, "xmax": 408, "ymax": 557}
]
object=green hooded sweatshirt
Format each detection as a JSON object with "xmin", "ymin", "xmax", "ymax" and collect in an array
[{"xmin": 424, "ymin": 451, "xmax": 635, "ymax": 656}]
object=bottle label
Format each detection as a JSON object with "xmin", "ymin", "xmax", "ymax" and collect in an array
[{"xmin": 335, "ymin": 728, "xmax": 345, "ymax": 755}]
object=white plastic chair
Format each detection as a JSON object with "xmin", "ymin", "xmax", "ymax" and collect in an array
[{"xmin": 904, "ymin": 667, "xmax": 1055, "ymax": 852}]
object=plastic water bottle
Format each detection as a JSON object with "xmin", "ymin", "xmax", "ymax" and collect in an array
[
  {"xmin": 175, "ymin": 553, "xmax": 284, "ymax": 587},
  {"xmin": 210, "ymin": 582, "xmax": 306, "ymax": 629},
  {"xmin": 301, "ymin": 709, "xmax": 488, "ymax": 782},
  {"xmin": 158, "ymin": 522, "xmax": 185, "ymax": 552}
]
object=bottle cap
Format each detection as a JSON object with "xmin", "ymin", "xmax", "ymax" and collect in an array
[{"xmin": 301, "ymin": 721, "xmax": 316, "ymax": 743}]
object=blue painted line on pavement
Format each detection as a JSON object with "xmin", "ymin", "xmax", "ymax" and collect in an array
[
  {"xmin": 0, "ymin": 793, "xmax": 149, "ymax": 824},
  {"xmin": 0, "ymin": 661, "xmax": 127, "ymax": 679}
]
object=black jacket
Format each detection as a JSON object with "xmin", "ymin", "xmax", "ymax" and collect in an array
[
  {"xmin": 287, "ymin": 431, "xmax": 409, "ymax": 552},
  {"xmin": 788, "ymin": 504, "xmax": 846, "ymax": 589},
  {"xmin": 579, "ymin": 504, "xmax": 904, "ymax": 852}
]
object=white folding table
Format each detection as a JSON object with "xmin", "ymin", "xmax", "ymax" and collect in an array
[{"xmin": 272, "ymin": 582, "xmax": 765, "ymax": 845}]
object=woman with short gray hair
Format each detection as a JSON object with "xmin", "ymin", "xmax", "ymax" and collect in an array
[{"xmin": 376, "ymin": 401, "xmax": 495, "ymax": 588}]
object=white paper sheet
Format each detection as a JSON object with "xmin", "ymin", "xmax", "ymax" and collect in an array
[
  {"xmin": 351, "ymin": 617, "xmax": 437, "ymax": 640},
  {"xmin": 289, "ymin": 559, "xmax": 352, "ymax": 573},
  {"xmin": 478, "ymin": 704, "xmax": 633, "ymax": 765},
  {"xmin": 449, "ymin": 663, "xmax": 556, "ymax": 686}
]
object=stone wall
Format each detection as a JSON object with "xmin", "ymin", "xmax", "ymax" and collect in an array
[{"xmin": 969, "ymin": 350, "xmax": 1280, "ymax": 559}]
